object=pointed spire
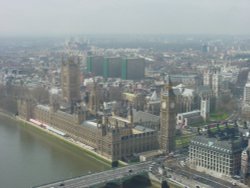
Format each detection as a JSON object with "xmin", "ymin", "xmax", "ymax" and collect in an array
[
  {"xmin": 77, "ymin": 56, "xmax": 80, "ymax": 64},
  {"xmin": 62, "ymin": 55, "xmax": 65, "ymax": 65},
  {"xmin": 165, "ymin": 74, "xmax": 173, "ymax": 88},
  {"xmin": 92, "ymin": 76, "xmax": 97, "ymax": 93},
  {"xmin": 162, "ymin": 75, "xmax": 175, "ymax": 96},
  {"xmin": 150, "ymin": 91, "xmax": 158, "ymax": 101}
]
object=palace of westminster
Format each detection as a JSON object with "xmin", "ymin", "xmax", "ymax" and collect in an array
[{"xmin": 17, "ymin": 56, "xmax": 176, "ymax": 162}]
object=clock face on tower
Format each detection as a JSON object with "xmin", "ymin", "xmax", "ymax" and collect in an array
[
  {"xmin": 170, "ymin": 102, "xmax": 175, "ymax": 109},
  {"xmin": 161, "ymin": 102, "xmax": 166, "ymax": 109}
]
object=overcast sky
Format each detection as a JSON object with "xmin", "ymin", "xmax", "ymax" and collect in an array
[{"xmin": 0, "ymin": 0, "xmax": 250, "ymax": 36}]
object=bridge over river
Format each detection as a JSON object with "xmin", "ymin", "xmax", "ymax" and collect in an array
[{"xmin": 34, "ymin": 161, "xmax": 152, "ymax": 188}]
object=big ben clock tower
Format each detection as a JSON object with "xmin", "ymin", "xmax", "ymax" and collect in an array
[{"xmin": 160, "ymin": 76, "xmax": 176, "ymax": 154}]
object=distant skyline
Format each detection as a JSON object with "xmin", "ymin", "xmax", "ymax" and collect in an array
[{"xmin": 0, "ymin": 0, "xmax": 250, "ymax": 37}]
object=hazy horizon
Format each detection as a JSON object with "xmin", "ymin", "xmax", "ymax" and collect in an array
[{"xmin": 1, "ymin": 0, "xmax": 250, "ymax": 37}]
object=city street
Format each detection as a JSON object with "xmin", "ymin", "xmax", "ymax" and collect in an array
[{"xmin": 164, "ymin": 156, "xmax": 248, "ymax": 188}]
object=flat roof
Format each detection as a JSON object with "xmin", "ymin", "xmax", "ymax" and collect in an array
[
  {"xmin": 139, "ymin": 150, "xmax": 163, "ymax": 158},
  {"xmin": 178, "ymin": 110, "xmax": 200, "ymax": 116},
  {"xmin": 112, "ymin": 116, "xmax": 130, "ymax": 123},
  {"xmin": 133, "ymin": 125, "xmax": 155, "ymax": 134},
  {"xmin": 37, "ymin": 105, "xmax": 50, "ymax": 111},
  {"xmin": 81, "ymin": 120, "xmax": 98, "ymax": 129}
]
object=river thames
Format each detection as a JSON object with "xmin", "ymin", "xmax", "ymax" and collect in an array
[{"xmin": 0, "ymin": 115, "xmax": 110, "ymax": 188}]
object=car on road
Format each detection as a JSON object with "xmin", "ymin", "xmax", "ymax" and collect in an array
[
  {"xmin": 231, "ymin": 181, "xmax": 237, "ymax": 186},
  {"xmin": 193, "ymin": 175, "xmax": 198, "ymax": 180},
  {"xmin": 180, "ymin": 161, "xmax": 185, "ymax": 166},
  {"xmin": 128, "ymin": 169, "xmax": 133, "ymax": 173}
]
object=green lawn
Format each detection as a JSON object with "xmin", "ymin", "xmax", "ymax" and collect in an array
[
  {"xmin": 209, "ymin": 113, "xmax": 229, "ymax": 121},
  {"xmin": 175, "ymin": 135, "xmax": 193, "ymax": 148},
  {"xmin": 190, "ymin": 121, "xmax": 207, "ymax": 127},
  {"xmin": 210, "ymin": 124, "xmax": 234, "ymax": 133}
]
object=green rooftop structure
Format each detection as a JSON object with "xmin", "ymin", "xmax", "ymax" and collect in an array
[
  {"xmin": 87, "ymin": 56, "xmax": 145, "ymax": 80},
  {"xmin": 103, "ymin": 57, "xmax": 121, "ymax": 79},
  {"xmin": 86, "ymin": 56, "xmax": 104, "ymax": 76},
  {"xmin": 121, "ymin": 57, "xmax": 145, "ymax": 80},
  {"xmin": 121, "ymin": 58, "xmax": 127, "ymax": 80}
]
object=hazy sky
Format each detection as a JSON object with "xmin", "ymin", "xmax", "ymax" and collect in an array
[{"xmin": 0, "ymin": 0, "xmax": 250, "ymax": 36}]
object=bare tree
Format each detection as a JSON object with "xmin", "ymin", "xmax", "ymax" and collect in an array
[
  {"xmin": 31, "ymin": 86, "xmax": 49, "ymax": 104},
  {"xmin": 217, "ymin": 94, "xmax": 237, "ymax": 113}
]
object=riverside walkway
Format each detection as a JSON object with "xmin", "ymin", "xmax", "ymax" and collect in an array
[{"xmin": 34, "ymin": 161, "xmax": 152, "ymax": 188}]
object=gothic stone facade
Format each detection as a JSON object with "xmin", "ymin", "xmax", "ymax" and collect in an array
[{"xmin": 18, "ymin": 101, "xmax": 158, "ymax": 161}]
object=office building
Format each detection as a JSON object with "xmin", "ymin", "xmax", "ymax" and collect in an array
[
  {"xmin": 176, "ymin": 110, "xmax": 203, "ymax": 127},
  {"xmin": 121, "ymin": 58, "xmax": 145, "ymax": 80},
  {"xmin": 87, "ymin": 56, "xmax": 145, "ymax": 80},
  {"xmin": 242, "ymin": 81, "xmax": 250, "ymax": 120},
  {"xmin": 103, "ymin": 57, "xmax": 121, "ymax": 78},
  {"xmin": 87, "ymin": 56, "xmax": 104, "ymax": 76},
  {"xmin": 189, "ymin": 135, "xmax": 242, "ymax": 177},
  {"xmin": 241, "ymin": 138, "xmax": 250, "ymax": 179},
  {"xmin": 243, "ymin": 83, "xmax": 250, "ymax": 104}
]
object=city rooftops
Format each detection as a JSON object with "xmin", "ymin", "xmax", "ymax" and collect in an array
[
  {"xmin": 81, "ymin": 120, "xmax": 98, "ymax": 129},
  {"xmin": 37, "ymin": 104, "xmax": 50, "ymax": 111},
  {"xmin": 190, "ymin": 135, "xmax": 242, "ymax": 154},
  {"xmin": 245, "ymin": 82, "xmax": 250, "ymax": 87},
  {"xmin": 147, "ymin": 100, "xmax": 160, "ymax": 105},
  {"xmin": 177, "ymin": 110, "xmax": 201, "ymax": 117},
  {"xmin": 111, "ymin": 116, "xmax": 131, "ymax": 124},
  {"xmin": 139, "ymin": 150, "xmax": 163, "ymax": 159},
  {"xmin": 132, "ymin": 125, "xmax": 155, "ymax": 134},
  {"xmin": 123, "ymin": 92, "xmax": 137, "ymax": 97},
  {"xmin": 133, "ymin": 110, "xmax": 160, "ymax": 123},
  {"xmin": 170, "ymin": 74, "xmax": 198, "ymax": 78}
]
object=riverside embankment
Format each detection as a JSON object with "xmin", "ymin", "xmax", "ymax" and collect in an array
[
  {"xmin": 0, "ymin": 114, "xmax": 111, "ymax": 188},
  {"xmin": 0, "ymin": 111, "xmax": 162, "ymax": 188}
]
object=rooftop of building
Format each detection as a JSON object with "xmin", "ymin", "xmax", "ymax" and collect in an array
[
  {"xmin": 111, "ymin": 116, "xmax": 131, "ymax": 124},
  {"xmin": 139, "ymin": 150, "xmax": 163, "ymax": 158},
  {"xmin": 37, "ymin": 104, "xmax": 50, "ymax": 111},
  {"xmin": 173, "ymin": 86, "xmax": 194, "ymax": 97},
  {"xmin": 190, "ymin": 135, "xmax": 243, "ymax": 154},
  {"xmin": 147, "ymin": 100, "xmax": 160, "ymax": 105},
  {"xmin": 170, "ymin": 74, "xmax": 198, "ymax": 78},
  {"xmin": 133, "ymin": 110, "xmax": 160, "ymax": 123},
  {"xmin": 81, "ymin": 120, "xmax": 98, "ymax": 130},
  {"xmin": 197, "ymin": 85, "xmax": 212, "ymax": 95},
  {"xmin": 177, "ymin": 110, "xmax": 201, "ymax": 117},
  {"xmin": 122, "ymin": 92, "xmax": 137, "ymax": 97},
  {"xmin": 245, "ymin": 82, "xmax": 250, "ymax": 87},
  {"xmin": 132, "ymin": 125, "xmax": 155, "ymax": 134}
]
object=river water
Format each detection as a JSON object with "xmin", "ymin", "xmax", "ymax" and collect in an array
[{"xmin": 0, "ymin": 115, "xmax": 110, "ymax": 188}]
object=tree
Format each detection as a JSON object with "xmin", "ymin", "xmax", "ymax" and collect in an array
[
  {"xmin": 0, "ymin": 84, "xmax": 30, "ymax": 113},
  {"xmin": 161, "ymin": 180, "xmax": 169, "ymax": 188},
  {"xmin": 31, "ymin": 86, "xmax": 49, "ymax": 104},
  {"xmin": 111, "ymin": 161, "xmax": 119, "ymax": 168},
  {"xmin": 217, "ymin": 94, "xmax": 237, "ymax": 113}
]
